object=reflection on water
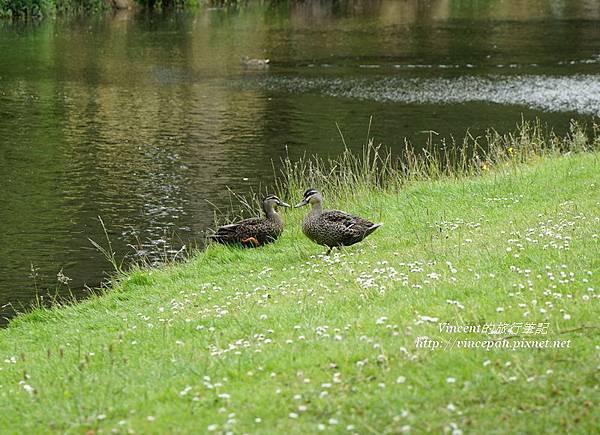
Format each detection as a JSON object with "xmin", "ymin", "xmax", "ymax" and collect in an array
[
  {"xmin": 249, "ymin": 74, "xmax": 600, "ymax": 115},
  {"xmin": 0, "ymin": 0, "xmax": 599, "ymax": 323}
]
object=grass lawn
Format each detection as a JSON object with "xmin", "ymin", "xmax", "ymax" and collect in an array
[{"xmin": 0, "ymin": 138, "xmax": 598, "ymax": 433}]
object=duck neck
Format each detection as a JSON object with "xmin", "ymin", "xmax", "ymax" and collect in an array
[
  {"xmin": 309, "ymin": 201, "xmax": 323, "ymax": 216},
  {"xmin": 264, "ymin": 203, "xmax": 278, "ymax": 220}
]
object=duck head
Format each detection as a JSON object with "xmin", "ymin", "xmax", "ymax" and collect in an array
[
  {"xmin": 263, "ymin": 195, "xmax": 291, "ymax": 213},
  {"xmin": 294, "ymin": 188, "xmax": 323, "ymax": 208}
]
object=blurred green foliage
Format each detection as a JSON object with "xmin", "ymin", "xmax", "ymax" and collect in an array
[
  {"xmin": 135, "ymin": 0, "xmax": 202, "ymax": 10},
  {"xmin": 0, "ymin": 0, "xmax": 106, "ymax": 17},
  {"xmin": 0, "ymin": 0, "xmax": 204, "ymax": 17}
]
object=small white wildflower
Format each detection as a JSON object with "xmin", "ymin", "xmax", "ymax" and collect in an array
[
  {"xmin": 419, "ymin": 315, "xmax": 439, "ymax": 323},
  {"xmin": 21, "ymin": 384, "xmax": 35, "ymax": 395}
]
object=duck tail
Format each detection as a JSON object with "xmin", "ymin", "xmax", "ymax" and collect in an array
[
  {"xmin": 207, "ymin": 233, "xmax": 223, "ymax": 244},
  {"xmin": 208, "ymin": 222, "xmax": 242, "ymax": 244}
]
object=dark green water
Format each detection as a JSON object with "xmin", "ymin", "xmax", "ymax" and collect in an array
[{"xmin": 1, "ymin": 0, "xmax": 599, "ymax": 323}]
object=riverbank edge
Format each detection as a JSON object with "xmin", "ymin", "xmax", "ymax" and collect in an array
[{"xmin": 0, "ymin": 129, "xmax": 598, "ymax": 432}]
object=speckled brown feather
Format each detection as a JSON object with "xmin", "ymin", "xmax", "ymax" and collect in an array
[
  {"xmin": 209, "ymin": 196, "xmax": 288, "ymax": 247},
  {"xmin": 302, "ymin": 209, "xmax": 382, "ymax": 249},
  {"xmin": 210, "ymin": 215, "xmax": 284, "ymax": 247}
]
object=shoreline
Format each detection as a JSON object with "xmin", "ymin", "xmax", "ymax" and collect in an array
[{"xmin": 1, "ymin": 125, "xmax": 598, "ymax": 432}]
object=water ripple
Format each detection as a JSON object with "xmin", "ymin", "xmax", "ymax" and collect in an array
[{"xmin": 255, "ymin": 74, "xmax": 600, "ymax": 116}]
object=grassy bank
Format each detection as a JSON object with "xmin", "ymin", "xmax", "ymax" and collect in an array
[{"xmin": 1, "ymin": 124, "xmax": 599, "ymax": 433}]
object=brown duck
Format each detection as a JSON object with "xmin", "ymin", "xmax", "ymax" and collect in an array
[
  {"xmin": 295, "ymin": 188, "xmax": 382, "ymax": 254},
  {"xmin": 208, "ymin": 195, "xmax": 290, "ymax": 247}
]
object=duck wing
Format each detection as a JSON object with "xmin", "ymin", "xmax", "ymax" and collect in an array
[
  {"xmin": 323, "ymin": 210, "xmax": 374, "ymax": 231},
  {"xmin": 209, "ymin": 217, "xmax": 265, "ymax": 243},
  {"xmin": 321, "ymin": 210, "xmax": 382, "ymax": 244}
]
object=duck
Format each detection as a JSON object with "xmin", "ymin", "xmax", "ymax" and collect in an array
[
  {"xmin": 208, "ymin": 195, "xmax": 290, "ymax": 247},
  {"xmin": 295, "ymin": 188, "xmax": 382, "ymax": 254},
  {"xmin": 241, "ymin": 56, "xmax": 270, "ymax": 68}
]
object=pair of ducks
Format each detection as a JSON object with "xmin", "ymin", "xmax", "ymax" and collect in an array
[{"xmin": 209, "ymin": 189, "xmax": 382, "ymax": 254}]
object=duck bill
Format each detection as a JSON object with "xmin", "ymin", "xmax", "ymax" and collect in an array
[
  {"xmin": 294, "ymin": 198, "xmax": 309, "ymax": 208},
  {"xmin": 278, "ymin": 201, "xmax": 291, "ymax": 208}
]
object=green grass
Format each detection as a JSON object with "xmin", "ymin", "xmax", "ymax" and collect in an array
[{"xmin": 0, "ymin": 125, "xmax": 599, "ymax": 433}]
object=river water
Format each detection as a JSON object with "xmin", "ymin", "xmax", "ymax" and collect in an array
[{"xmin": 1, "ymin": 0, "xmax": 599, "ymax": 323}]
